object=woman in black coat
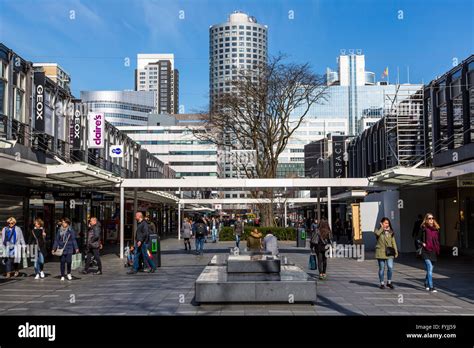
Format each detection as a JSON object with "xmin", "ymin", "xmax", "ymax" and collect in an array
[{"xmin": 29, "ymin": 218, "xmax": 48, "ymax": 279}]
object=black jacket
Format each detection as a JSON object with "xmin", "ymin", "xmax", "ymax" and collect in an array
[
  {"xmin": 29, "ymin": 228, "xmax": 47, "ymax": 256},
  {"xmin": 136, "ymin": 220, "xmax": 150, "ymax": 244},
  {"xmin": 86, "ymin": 221, "xmax": 101, "ymax": 249}
]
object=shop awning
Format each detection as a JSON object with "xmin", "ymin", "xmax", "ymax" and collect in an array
[
  {"xmin": 43, "ymin": 162, "xmax": 122, "ymax": 188},
  {"xmin": 369, "ymin": 166, "xmax": 433, "ymax": 186},
  {"xmin": 432, "ymin": 160, "xmax": 474, "ymax": 180}
]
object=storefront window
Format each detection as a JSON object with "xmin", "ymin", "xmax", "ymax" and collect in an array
[
  {"xmin": 452, "ymin": 94, "xmax": 464, "ymax": 148},
  {"xmin": 14, "ymin": 89, "xmax": 24, "ymax": 122},
  {"xmin": 469, "ymin": 64, "xmax": 474, "ymax": 143}
]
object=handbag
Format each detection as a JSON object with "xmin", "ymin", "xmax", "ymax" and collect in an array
[
  {"xmin": 385, "ymin": 246, "xmax": 396, "ymax": 257},
  {"xmin": 52, "ymin": 233, "xmax": 70, "ymax": 257}
]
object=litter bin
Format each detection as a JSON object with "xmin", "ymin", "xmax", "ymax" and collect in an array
[
  {"xmin": 296, "ymin": 227, "xmax": 306, "ymax": 248},
  {"xmin": 148, "ymin": 233, "xmax": 161, "ymax": 267}
]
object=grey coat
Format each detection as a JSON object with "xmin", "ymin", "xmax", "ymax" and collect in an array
[
  {"xmin": 263, "ymin": 234, "xmax": 279, "ymax": 255},
  {"xmin": 1, "ymin": 226, "xmax": 26, "ymax": 263},
  {"xmin": 182, "ymin": 222, "xmax": 192, "ymax": 239}
]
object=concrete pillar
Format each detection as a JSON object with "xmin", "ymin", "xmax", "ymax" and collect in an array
[
  {"xmin": 120, "ymin": 186, "xmax": 125, "ymax": 259},
  {"xmin": 178, "ymin": 202, "xmax": 181, "ymax": 240},
  {"xmin": 317, "ymin": 188, "xmax": 321, "ymax": 221},
  {"xmin": 133, "ymin": 188, "xmax": 138, "ymax": 239}
]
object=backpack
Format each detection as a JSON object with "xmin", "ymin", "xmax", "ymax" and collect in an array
[{"xmin": 195, "ymin": 223, "xmax": 207, "ymax": 237}]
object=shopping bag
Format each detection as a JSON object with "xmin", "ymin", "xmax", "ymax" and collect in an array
[
  {"xmin": 71, "ymin": 253, "xmax": 82, "ymax": 270},
  {"xmin": 308, "ymin": 254, "xmax": 317, "ymax": 270}
]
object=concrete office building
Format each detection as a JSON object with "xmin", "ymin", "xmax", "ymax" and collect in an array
[
  {"xmin": 135, "ymin": 54, "xmax": 179, "ymax": 114},
  {"xmin": 209, "ymin": 11, "xmax": 268, "ymax": 111},
  {"xmin": 118, "ymin": 114, "xmax": 218, "ymax": 178},
  {"xmin": 277, "ymin": 118, "xmax": 349, "ymax": 178},
  {"xmin": 33, "ymin": 63, "xmax": 71, "ymax": 92},
  {"xmin": 80, "ymin": 90, "xmax": 155, "ymax": 127}
]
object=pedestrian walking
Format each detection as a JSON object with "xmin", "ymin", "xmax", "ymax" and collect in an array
[
  {"xmin": 82, "ymin": 217, "xmax": 103, "ymax": 275},
  {"xmin": 417, "ymin": 213, "xmax": 441, "ymax": 293},
  {"xmin": 262, "ymin": 230, "xmax": 279, "ymax": 255},
  {"xmin": 193, "ymin": 216, "xmax": 208, "ymax": 255},
  {"xmin": 334, "ymin": 218, "xmax": 343, "ymax": 243},
  {"xmin": 127, "ymin": 212, "xmax": 156, "ymax": 274},
  {"xmin": 145, "ymin": 215, "xmax": 157, "ymax": 235},
  {"xmin": 182, "ymin": 218, "xmax": 192, "ymax": 252},
  {"xmin": 233, "ymin": 216, "xmax": 244, "ymax": 248},
  {"xmin": 211, "ymin": 217, "xmax": 218, "ymax": 243},
  {"xmin": 310, "ymin": 219, "xmax": 318, "ymax": 239},
  {"xmin": 247, "ymin": 228, "xmax": 263, "ymax": 252},
  {"xmin": 313, "ymin": 218, "xmax": 332, "ymax": 280},
  {"xmin": 374, "ymin": 217, "xmax": 398, "ymax": 289},
  {"xmin": 1, "ymin": 217, "xmax": 26, "ymax": 278},
  {"xmin": 412, "ymin": 214, "xmax": 423, "ymax": 251},
  {"xmin": 52, "ymin": 218, "xmax": 79, "ymax": 281},
  {"xmin": 29, "ymin": 218, "xmax": 47, "ymax": 279}
]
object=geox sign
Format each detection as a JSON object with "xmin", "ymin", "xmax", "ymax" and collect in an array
[
  {"xmin": 70, "ymin": 106, "xmax": 82, "ymax": 149},
  {"xmin": 34, "ymin": 72, "xmax": 45, "ymax": 132}
]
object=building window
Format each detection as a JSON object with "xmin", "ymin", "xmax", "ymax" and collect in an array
[{"xmin": 0, "ymin": 79, "xmax": 5, "ymax": 116}]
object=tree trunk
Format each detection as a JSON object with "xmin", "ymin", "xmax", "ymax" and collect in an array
[{"xmin": 258, "ymin": 188, "xmax": 275, "ymax": 227}]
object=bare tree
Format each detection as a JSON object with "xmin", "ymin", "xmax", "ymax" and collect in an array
[{"xmin": 195, "ymin": 54, "xmax": 328, "ymax": 226}]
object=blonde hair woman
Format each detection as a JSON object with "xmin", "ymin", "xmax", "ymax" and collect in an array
[
  {"xmin": 417, "ymin": 213, "xmax": 440, "ymax": 293},
  {"xmin": 1, "ymin": 217, "xmax": 26, "ymax": 278}
]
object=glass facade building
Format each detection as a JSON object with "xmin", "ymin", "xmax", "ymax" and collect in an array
[{"xmin": 80, "ymin": 90, "xmax": 155, "ymax": 127}]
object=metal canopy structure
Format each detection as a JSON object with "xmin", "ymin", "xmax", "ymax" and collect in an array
[
  {"xmin": 119, "ymin": 177, "xmax": 373, "ymax": 189},
  {"xmin": 25, "ymin": 162, "xmax": 123, "ymax": 188},
  {"xmin": 116, "ymin": 177, "xmax": 395, "ymax": 258},
  {"xmin": 369, "ymin": 166, "xmax": 433, "ymax": 186}
]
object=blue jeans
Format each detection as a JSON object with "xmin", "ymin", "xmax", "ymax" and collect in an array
[
  {"xmin": 377, "ymin": 258, "xmax": 394, "ymax": 283},
  {"xmin": 424, "ymin": 259, "xmax": 434, "ymax": 288},
  {"xmin": 212, "ymin": 228, "xmax": 217, "ymax": 242},
  {"xmin": 235, "ymin": 235, "xmax": 241, "ymax": 248},
  {"xmin": 34, "ymin": 251, "xmax": 45, "ymax": 275},
  {"xmin": 133, "ymin": 243, "xmax": 156, "ymax": 271},
  {"xmin": 195, "ymin": 237, "xmax": 205, "ymax": 253},
  {"xmin": 5, "ymin": 258, "xmax": 15, "ymax": 273}
]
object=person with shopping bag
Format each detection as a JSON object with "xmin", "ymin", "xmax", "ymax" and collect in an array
[{"xmin": 52, "ymin": 218, "xmax": 79, "ymax": 281}]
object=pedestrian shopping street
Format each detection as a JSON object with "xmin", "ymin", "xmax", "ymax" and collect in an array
[{"xmin": 0, "ymin": 239, "xmax": 472, "ymax": 316}]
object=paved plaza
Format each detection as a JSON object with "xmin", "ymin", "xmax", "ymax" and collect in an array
[{"xmin": 0, "ymin": 239, "xmax": 473, "ymax": 316}]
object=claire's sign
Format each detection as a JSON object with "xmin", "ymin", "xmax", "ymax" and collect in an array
[{"xmin": 87, "ymin": 113, "xmax": 104, "ymax": 149}]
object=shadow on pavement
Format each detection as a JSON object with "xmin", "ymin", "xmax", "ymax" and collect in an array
[{"xmin": 316, "ymin": 294, "xmax": 363, "ymax": 315}]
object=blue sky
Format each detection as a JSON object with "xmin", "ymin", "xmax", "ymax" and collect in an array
[{"xmin": 1, "ymin": 0, "xmax": 472, "ymax": 112}]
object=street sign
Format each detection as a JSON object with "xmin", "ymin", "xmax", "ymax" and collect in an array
[{"xmin": 458, "ymin": 179, "xmax": 474, "ymax": 187}]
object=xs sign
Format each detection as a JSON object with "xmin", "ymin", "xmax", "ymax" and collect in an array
[{"xmin": 109, "ymin": 145, "xmax": 124, "ymax": 158}]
